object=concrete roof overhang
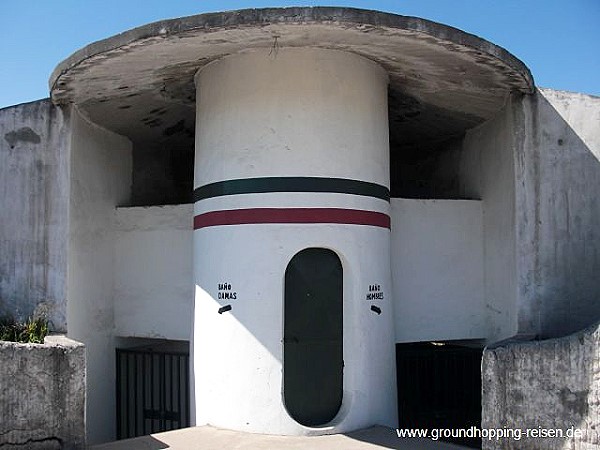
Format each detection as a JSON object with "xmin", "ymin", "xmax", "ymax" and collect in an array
[{"xmin": 50, "ymin": 7, "xmax": 534, "ymax": 150}]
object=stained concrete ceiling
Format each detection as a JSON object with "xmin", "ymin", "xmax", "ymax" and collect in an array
[{"xmin": 50, "ymin": 7, "xmax": 534, "ymax": 152}]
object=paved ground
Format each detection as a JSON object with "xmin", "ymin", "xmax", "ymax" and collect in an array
[{"xmin": 91, "ymin": 426, "xmax": 473, "ymax": 450}]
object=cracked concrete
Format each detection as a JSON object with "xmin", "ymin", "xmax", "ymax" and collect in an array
[
  {"xmin": 0, "ymin": 436, "xmax": 62, "ymax": 449},
  {"xmin": 482, "ymin": 321, "xmax": 600, "ymax": 449},
  {"xmin": 0, "ymin": 335, "xmax": 85, "ymax": 450}
]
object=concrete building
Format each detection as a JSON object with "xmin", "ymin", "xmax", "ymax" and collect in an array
[{"xmin": 1, "ymin": 7, "xmax": 598, "ymax": 446}]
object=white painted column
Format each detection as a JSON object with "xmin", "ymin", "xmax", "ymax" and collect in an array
[{"xmin": 192, "ymin": 48, "xmax": 396, "ymax": 435}]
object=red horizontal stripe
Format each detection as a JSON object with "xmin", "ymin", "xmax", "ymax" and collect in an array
[{"xmin": 193, "ymin": 208, "xmax": 390, "ymax": 229}]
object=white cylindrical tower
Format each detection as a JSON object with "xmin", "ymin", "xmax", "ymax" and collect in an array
[{"xmin": 193, "ymin": 47, "xmax": 396, "ymax": 435}]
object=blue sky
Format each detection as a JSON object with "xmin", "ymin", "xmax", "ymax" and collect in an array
[{"xmin": 1, "ymin": 0, "xmax": 598, "ymax": 108}]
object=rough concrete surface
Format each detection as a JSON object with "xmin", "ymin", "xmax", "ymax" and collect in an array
[
  {"xmin": 482, "ymin": 321, "xmax": 600, "ymax": 449},
  {"xmin": 91, "ymin": 425, "xmax": 470, "ymax": 450},
  {"xmin": 0, "ymin": 335, "xmax": 85, "ymax": 449},
  {"xmin": 452, "ymin": 88, "xmax": 600, "ymax": 343},
  {"xmin": 515, "ymin": 89, "xmax": 600, "ymax": 339},
  {"xmin": 49, "ymin": 7, "xmax": 533, "ymax": 161},
  {"xmin": 0, "ymin": 100, "xmax": 70, "ymax": 332}
]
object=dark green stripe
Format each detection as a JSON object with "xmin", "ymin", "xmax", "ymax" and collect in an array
[{"xmin": 193, "ymin": 177, "xmax": 390, "ymax": 202}]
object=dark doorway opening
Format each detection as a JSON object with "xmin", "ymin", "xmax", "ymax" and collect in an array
[
  {"xmin": 116, "ymin": 340, "xmax": 190, "ymax": 439},
  {"xmin": 283, "ymin": 248, "xmax": 343, "ymax": 427},
  {"xmin": 396, "ymin": 342, "xmax": 482, "ymax": 448}
]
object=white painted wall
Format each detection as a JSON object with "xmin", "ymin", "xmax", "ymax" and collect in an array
[
  {"xmin": 391, "ymin": 199, "xmax": 485, "ymax": 343},
  {"xmin": 67, "ymin": 108, "xmax": 132, "ymax": 444},
  {"xmin": 193, "ymin": 48, "xmax": 396, "ymax": 435},
  {"xmin": 392, "ymin": 89, "xmax": 600, "ymax": 345},
  {"xmin": 114, "ymin": 205, "xmax": 193, "ymax": 340},
  {"xmin": 194, "ymin": 48, "xmax": 389, "ymax": 186},
  {"xmin": 194, "ymin": 224, "xmax": 395, "ymax": 434},
  {"xmin": 462, "ymin": 100, "xmax": 519, "ymax": 343}
]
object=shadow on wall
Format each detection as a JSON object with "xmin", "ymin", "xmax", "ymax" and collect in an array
[{"xmin": 517, "ymin": 89, "xmax": 600, "ymax": 339}]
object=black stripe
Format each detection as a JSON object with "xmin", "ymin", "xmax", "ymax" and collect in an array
[{"xmin": 193, "ymin": 177, "xmax": 390, "ymax": 202}]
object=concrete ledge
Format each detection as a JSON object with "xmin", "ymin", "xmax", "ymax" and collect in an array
[
  {"xmin": 0, "ymin": 335, "xmax": 86, "ymax": 449},
  {"xmin": 47, "ymin": 7, "xmax": 535, "ymax": 155},
  {"xmin": 50, "ymin": 7, "xmax": 533, "ymax": 96},
  {"xmin": 482, "ymin": 321, "xmax": 600, "ymax": 449}
]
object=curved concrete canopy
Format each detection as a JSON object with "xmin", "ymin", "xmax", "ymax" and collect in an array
[{"xmin": 50, "ymin": 7, "xmax": 534, "ymax": 149}]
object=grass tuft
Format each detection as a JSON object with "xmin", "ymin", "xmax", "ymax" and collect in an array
[{"xmin": 0, "ymin": 316, "xmax": 49, "ymax": 343}]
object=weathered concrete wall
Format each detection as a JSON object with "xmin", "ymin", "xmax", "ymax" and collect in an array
[
  {"xmin": 0, "ymin": 335, "xmax": 85, "ymax": 449},
  {"xmin": 114, "ymin": 205, "xmax": 193, "ymax": 340},
  {"xmin": 482, "ymin": 321, "xmax": 600, "ymax": 449},
  {"xmin": 453, "ymin": 88, "xmax": 600, "ymax": 343},
  {"xmin": 0, "ymin": 100, "xmax": 70, "ymax": 331},
  {"xmin": 516, "ymin": 89, "xmax": 600, "ymax": 339},
  {"xmin": 391, "ymin": 199, "xmax": 486, "ymax": 343},
  {"xmin": 67, "ymin": 108, "xmax": 131, "ymax": 444}
]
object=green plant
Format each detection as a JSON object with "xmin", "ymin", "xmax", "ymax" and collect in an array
[{"xmin": 0, "ymin": 316, "xmax": 49, "ymax": 343}]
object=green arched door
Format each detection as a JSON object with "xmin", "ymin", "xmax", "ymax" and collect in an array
[{"xmin": 283, "ymin": 248, "xmax": 343, "ymax": 426}]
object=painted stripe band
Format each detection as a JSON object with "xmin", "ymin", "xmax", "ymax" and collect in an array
[
  {"xmin": 193, "ymin": 208, "xmax": 390, "ymax": 229},
  {"xmin": 193, "ymin": 177, "xmax": 390, "ymax": 202}
]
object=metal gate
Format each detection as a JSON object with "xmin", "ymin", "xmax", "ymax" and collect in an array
[
  {"xmin": 116, "ymin": 345, "xmax": 190, "ymax": 439},
  {"xmin": 396, "ymin": 342, "xmax": 482, "ymax": 448}
]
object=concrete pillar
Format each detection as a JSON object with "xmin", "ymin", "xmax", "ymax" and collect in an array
[{"xmin": 192, "ymin": 48, "xmax": 396, "ymax": 435}]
